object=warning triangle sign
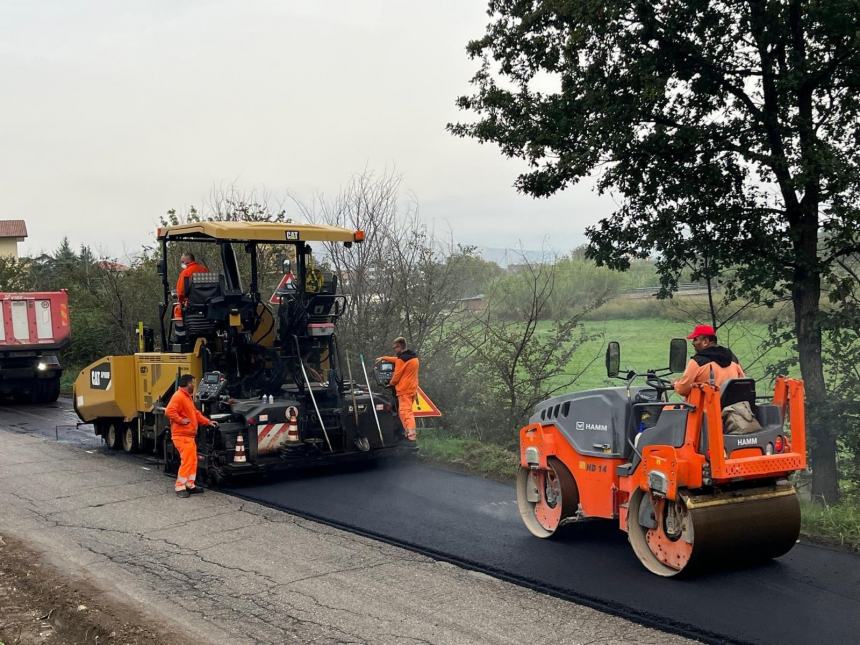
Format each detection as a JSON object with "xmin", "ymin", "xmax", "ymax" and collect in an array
[
  {"xmin": 269, "ymin": 273, "xmax": 295, "ymax": 304},
  {"xmin": 412, "ymin": 386, "xmax": 441, "ymax": 418}
]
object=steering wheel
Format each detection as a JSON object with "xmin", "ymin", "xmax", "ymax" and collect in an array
[{"xmin": 646, "ymin": 373, "xmax": 674, "ymax": 391}]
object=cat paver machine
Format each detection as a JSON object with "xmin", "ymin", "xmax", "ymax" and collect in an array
[
  {"xmin": 516, "ymin": 340, "xmax": 807, "ymax": 576},
  {"xmin": 73, "ymin": 221, "xmax": 406, "ymax": 482}
]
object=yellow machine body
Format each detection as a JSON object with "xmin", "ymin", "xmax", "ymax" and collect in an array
[{"xmin": 74, "ymin": 348, "xmax": 203, "ymax": 423}]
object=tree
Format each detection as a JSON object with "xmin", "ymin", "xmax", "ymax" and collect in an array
[
  {"xmin": 447, "ymin": 252, "xmax": 606, "ymax": 442},
  {"xmin": 820, "ymin": 255, "xmax": 860, "ymax": 487},
  {"xmin": 451, "ymin": 1, "xmax": 860, "ymax": 502},
  {"xmin": 297, "ymin": 170, "xmax": 472, "ymax": 359},
  {"xmin": 0, "ymin": 257, "xmax": 33, "ymax": 291}
]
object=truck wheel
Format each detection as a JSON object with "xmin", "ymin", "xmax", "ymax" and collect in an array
[
  {"xmin": 106, "ymin": 422, "xmax": 124, "ymax": 450},
  {"xmin": 122, "ymin": 425, "xmax": 139, "ymax": 453},
  {"xmin": 22, "ymin": 384, "xmax": 41, "ymax": 404},
  {"xmin": 40, "ymin": 378, "xmax": 61, "ymax": 403}
]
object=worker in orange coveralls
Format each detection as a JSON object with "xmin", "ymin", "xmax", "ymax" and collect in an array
[
  {"xmin": 175, "ymin": 252, "xmax": 208, "ymax": 305},
  {"xmin": 673, "ymin": 324, "xmax": 745, "ymax": 400},
  {"xmin": 165, "ymin": 374, "xmax": 218, "ymax": 498},
  {"xmin": 376, "ymin": 336, "xmax": 420, "ymax": 446}
]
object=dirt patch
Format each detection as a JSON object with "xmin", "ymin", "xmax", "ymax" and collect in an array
[{"xmin": 0, "ymin": 532, "xmax": 192, "ymax": 645}]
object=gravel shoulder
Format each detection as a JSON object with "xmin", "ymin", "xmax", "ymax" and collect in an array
[
  {"xmin": 0, "ymin": 425, "xmax": 691, "ymax": 644},
  {"xmin": 0, "ymin": 531, "xmax": 190, "ymax": 645}
]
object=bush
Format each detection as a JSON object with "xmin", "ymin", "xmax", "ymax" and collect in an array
[{"xmin": 582, "ymin": 295, "xmax": 794, "ymax": 324}]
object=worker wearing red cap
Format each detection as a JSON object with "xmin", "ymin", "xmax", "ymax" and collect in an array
[{"xmin": 673, "ymin": 324, "xmax": 745, "ymax": 398}]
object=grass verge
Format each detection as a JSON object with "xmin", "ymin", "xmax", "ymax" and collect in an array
[
  {"xmin": 800, "ymin": 496, "xmax": 860, "ymax": 552},
  {"xmin": 418, "ymin": 434, "xmax": 518, "ymax": 482},
  {"xmin": 420, "ymin": 434, "xmax": 860, "ymax": 552}
]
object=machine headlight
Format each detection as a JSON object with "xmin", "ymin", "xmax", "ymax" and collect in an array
[
  {"xmin": 37, "ymin": 362, "xmax": 47, "ymax": 371},
  {"xmin": 525, "ymin": 446, "xmax": 540, "ymax": 467}
]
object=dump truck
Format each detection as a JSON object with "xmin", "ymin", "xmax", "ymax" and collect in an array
[
  {"xmin": 73, "ymin": 221, "xmax": 408, "ymax": 480},
  {"xmin": 0, "ymin": 290, "xmax": 69, "ymax": 403},
  {"xmin": 516, "ymin": 339, "xmax": 806, "ymax": 576}
]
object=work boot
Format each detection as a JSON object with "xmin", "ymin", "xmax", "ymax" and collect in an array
[
  {"xmin": 175, "ymin": 489, "xmax": 191, "ymax": 499},
  {"xmin": 186, "ymin": 486, "xmax": 204, "ymax": 495},
  {"xmin": 403, "ymin": 438, "xmax": 418, "ymax": 450}
]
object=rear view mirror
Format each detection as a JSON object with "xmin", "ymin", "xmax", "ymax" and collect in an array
[
  {"xmin": 606, "ymin": 341, "xmax": 620, "ymax": 378},
  {"xmin": 669, "ymin": 338, "xmax": 688, "ymax": 373},
  {"xmin": 157, "ymin": 258, "xmax": 167, "ymax": 278},
  {"xmin": 283, "ymin": 258, "xmax": 292, "ymax": 274}
]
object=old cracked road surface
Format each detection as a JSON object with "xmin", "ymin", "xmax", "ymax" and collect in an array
[{"xmin": 7, "ymin": 398, "xmax": 860, "ymax": 645}]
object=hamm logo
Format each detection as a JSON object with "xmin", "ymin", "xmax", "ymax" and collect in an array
[
  {"xmin": 737, "ymin": 437, "xmax": 759, "ymax": 446},
  {"xmin": 574, "ymin": 421, "xmax": 608, "ymax": 432}
]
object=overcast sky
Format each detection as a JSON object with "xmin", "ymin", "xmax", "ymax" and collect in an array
[{"xmin": 2, "ymin": 0, "xmax": 616, "ymax": 260}]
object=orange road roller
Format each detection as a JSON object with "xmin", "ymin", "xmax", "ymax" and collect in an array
[{"xmin": 516, "ymin": 340, "xmax": 807, "ymax": 576}]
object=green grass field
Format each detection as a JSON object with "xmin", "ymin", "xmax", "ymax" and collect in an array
[{"xmin": 542, "ymin": 318, "xmax": 798, "ymax": 392}]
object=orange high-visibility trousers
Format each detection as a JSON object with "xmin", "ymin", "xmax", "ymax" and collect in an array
[
  {"xmin": 398, "ymin": 394, "xmax": 417, "ymax": 440},
  {"xmin": 172, "ymin": 435, "xmax": 198, "ymax": 491}
]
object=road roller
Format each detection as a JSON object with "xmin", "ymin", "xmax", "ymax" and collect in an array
[{"xmin": 516, "ymin": 339, "xmax": 807, "ymax": 576}]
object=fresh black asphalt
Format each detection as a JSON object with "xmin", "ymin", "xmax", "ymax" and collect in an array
[
  {"xmin": 5, "ymin": 399, "xmax": 860, "ymax": 645},
  {"xmin": 227, "ymin": 458, "xmax": 860, "ymax": 645}
]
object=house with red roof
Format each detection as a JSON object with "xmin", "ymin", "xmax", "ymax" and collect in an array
[{"xmin": 0, "ymin": 220, "xmax": 27, "ymax": 258}]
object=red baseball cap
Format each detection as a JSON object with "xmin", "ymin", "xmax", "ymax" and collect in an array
[{"xmin": 687, "ymin": 324, "xmax": 716, "ymax": 339}]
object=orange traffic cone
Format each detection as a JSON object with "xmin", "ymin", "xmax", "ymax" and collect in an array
[
  {"xmin": 286, "ymin": 413, "xmax": 300, "ymax": 443},
  {"xmin": 234, "ymin": 434, "xmax": 247, "ymax": 463}
]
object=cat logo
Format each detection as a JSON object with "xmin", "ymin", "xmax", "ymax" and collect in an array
[
  {"xmin": 285, "ymin": 230, "xmax": 300, "ymax": 241},
  {"xmin": 89, "ymin": 361, "xmax": 112, "ymax": 390}
]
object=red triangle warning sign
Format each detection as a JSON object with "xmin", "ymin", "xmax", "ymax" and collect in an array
[
  {"xmin": 412, "ymin": 386, "xmax": 441, "ymax": 418},
  {"xmin": 269, "ymin": 273, "xmax": 295, "ymax": 304}
]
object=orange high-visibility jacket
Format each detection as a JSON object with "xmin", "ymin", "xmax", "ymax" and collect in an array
[
  {"xmin": 381, "ymin": 350, "xmax": 420, "ymax": 398},
  {"xmin": 176, "ymin": 261, "xmax": 208, "ymax": 302},
  {"xmin": 165, "ymin": 387, "xmax": 212, "ymax": 438},
  {"xmin": 673, "ymin": 346, "xmax": 745, "ymax": 398}
]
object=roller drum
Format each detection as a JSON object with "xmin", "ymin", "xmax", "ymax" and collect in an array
[
  {"xmin": 685, "ymin": 490, "xmax": 800, "ymax": 569},
  {"xmin": 629, "ymin": 483, "xmax": 800, "ymax": 577}
]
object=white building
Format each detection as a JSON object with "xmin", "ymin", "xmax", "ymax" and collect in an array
[{"xmin": 0, "ymin": 220, "xmax": 27, "ymax": 258}]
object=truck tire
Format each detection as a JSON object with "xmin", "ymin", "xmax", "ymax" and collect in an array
[
  {"xmin": 39, "ymin": 378, "xmax": 61, "ymax": 404},
  {"xmin": 19, "ymin": 382, "xmax": 41, "ymax": 404}
]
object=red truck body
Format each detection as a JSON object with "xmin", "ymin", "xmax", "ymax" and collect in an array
[
  {"xmin": 0, "ymin": 291, "xmax": 70, "ymax": 351},
  {"xmin": 0, "ymin": 290, "xmax": 69, "ymax": 402}
]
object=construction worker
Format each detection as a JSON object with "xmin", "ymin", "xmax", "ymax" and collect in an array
[
  {"xmin": 376, "ymin": 337, "xmax": 420, "ymax": 445},
  {"xmin": 176, "ymin": 252, "xmax": 208, "ymax": 305},
  {"xmin": 165, "ymin": 374, "xmax": 218, "ymax": 498},
  {"xmin": 673, "ymin": 324, "xmax": 745, "ymax": 398}
]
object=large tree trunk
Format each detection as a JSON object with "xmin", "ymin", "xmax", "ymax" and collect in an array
[{"xmin": 793, "ymin": 259, "xmax": 839, "ymax": 503}]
